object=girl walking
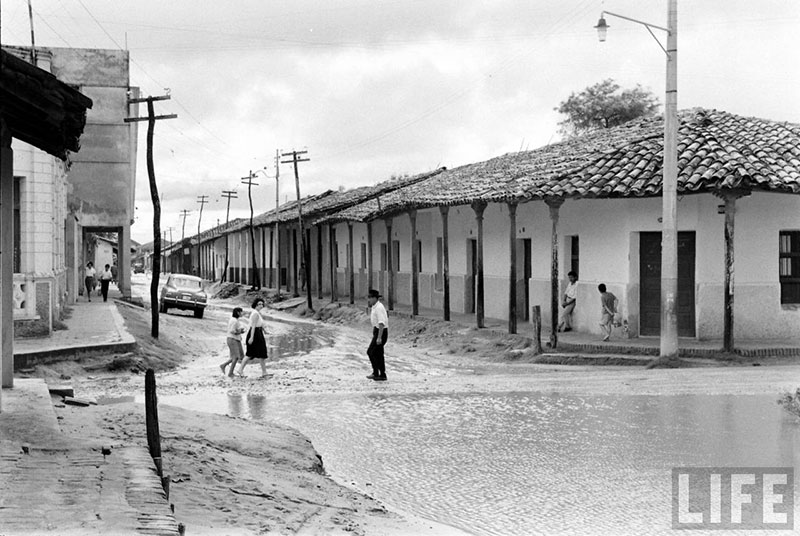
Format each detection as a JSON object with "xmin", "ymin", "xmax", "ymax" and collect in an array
[
  {"xmin": 219, "ymin": 307, "xmax": 247, "ymax": 377},
  {"xmin": 237, "ymin": 298, "xmax": 269, "ymax": 377}
]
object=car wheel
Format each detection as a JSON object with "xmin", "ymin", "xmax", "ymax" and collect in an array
[{"xmin": 194, "ymin": 308, "xmax": 204, "ymax": 319}]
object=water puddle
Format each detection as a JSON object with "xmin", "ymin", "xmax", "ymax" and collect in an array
[{"xmin": 159, "ymin": 390, "xmax": 800, "ymax": 535}]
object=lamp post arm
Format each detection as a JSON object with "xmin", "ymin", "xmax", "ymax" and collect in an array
[{"xmin": 603, "ymin": 10, "xmax": 670, "ymax": 55}]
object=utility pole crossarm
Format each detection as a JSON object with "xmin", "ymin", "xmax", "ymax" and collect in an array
[
  {"xmin": 122, "ymin": 92, "xmax": 176, "ymax": 338},
  {"xmin": 124, "ymin": 115, "xmax": 178, "ymax": 123}
]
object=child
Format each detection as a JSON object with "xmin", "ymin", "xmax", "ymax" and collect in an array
[
  {"xmin": 598, "ymin": 283, "xmax": 618, "ymax": 342},
  {"xmin": 219, "ymin": 307, "xmax": 247, "ymax": 377}
]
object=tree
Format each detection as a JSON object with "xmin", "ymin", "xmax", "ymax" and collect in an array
[{"xmin": 555, "ymin": 79, "xmax": 659, "ymax": 137}]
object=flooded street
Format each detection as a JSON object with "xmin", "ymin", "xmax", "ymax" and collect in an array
[
  {"xmin": 111, "ymin": 276, "xmax": 800, "ymax": 534},
  {"xmin": 161, "ymin": 388, "xmax": 799, "ymax": 535}
]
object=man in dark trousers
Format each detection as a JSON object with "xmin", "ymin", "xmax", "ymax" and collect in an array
[{"xmin": 366, "ymin": 288, "xmax": 388, "ymax": 381}]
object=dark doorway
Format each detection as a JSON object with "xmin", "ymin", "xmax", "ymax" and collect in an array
[
  {"xmin": 466, "ymin": 238, "xmax": 477, "ymax": 314},
  {"xmin": 516, "ymin": 238, "xmax": 532, "ymax": 321},
  {"xmin": 639, "ymin": 231, "xmax": 696, "ymax": 337}
]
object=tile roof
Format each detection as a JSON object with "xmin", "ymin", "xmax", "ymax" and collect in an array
[
  {"xmin": 541, "ymin": 109, "xmax": 800, "ymax": 198},
  {"xmin": 318, "ymin": 108, "xmax": 800, "ymax": 223}
]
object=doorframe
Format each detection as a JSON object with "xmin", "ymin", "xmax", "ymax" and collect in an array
[{"xmin": 635, "ymin": 230, "xmax": 697, "ymax": 338}]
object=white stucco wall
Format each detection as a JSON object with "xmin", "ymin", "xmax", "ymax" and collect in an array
[{"xmin": 362, "ymin": 192, "xmax": 799, "ymax": 340}]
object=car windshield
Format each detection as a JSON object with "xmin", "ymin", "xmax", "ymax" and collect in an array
[{"xmin": 171, "ymin": 277, "xmax": 202, "ymax": 289}]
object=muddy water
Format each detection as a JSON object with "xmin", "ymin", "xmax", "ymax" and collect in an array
[
  {"xmin": 130, "ymin": 299, "xmax": 800, "ymax": 535},
  {"xmin": 161, "ymin": 389, "xmax": 799, "ymax": 536}
]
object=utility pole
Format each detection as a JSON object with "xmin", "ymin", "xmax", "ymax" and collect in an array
[
  {"xmin": 220, "ymin": 190, "xmax": 238, "ymax": 283},
  {"xmin": 281, "ymin": 149, "xmax": 312, "ymax": 310},
  {"xmin": 124, "ymin": 94, "xmax": 177, "ymax": 338},
  {"xmin": 196, "ymin": 195, "xmax": 208, "ymax": 277},
  {"xmin": 241, "ymin": 171, "xmax": 261, "ymax": 290},
  {"xmin": 179, "ymin": 209, "xmax": 190, "ymax": 242},
  {"xmin": 274, "ymin": 149, "xmax": 281, "ymax": 299},
  {"xmin": 179, "ymin": 209, "xmax": 190, "ymax": 274}
]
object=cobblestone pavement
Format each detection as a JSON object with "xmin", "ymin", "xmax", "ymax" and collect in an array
[{"xmin": 0, "ymin": 380, "xmax": 179, "ymax": 536}]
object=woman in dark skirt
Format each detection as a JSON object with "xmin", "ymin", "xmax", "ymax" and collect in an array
[{"xmin": 237, "ymin": 298, "xmax": 268, "ymax": 377}]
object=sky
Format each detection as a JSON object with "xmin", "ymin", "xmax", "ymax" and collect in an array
[{"xmin": 2, "ymin": 0, "xmax": 799, "ymax": 244}]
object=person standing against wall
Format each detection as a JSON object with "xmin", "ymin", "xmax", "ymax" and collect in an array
[
  {"xmin": 366, "ymin": 288, "xmax": 388, "ymax": 381},
  {"xmin": 558, "ymin": 271, "xmax": 578, "ymax": 332}
]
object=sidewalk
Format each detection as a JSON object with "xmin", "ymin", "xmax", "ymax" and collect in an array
[
  {"xmin": 1, "ymin": 291, "xmax": 179, "ymax": 535},
  {"xmin": 13, "ymin": 286, "xmax": 136, "ymax": 369},
  {"xmin": 0, "ymin": 379, "xmax": 180, "ymax": 535},
  {"xmin": 384, "ymin": 300, "xmax": 800, "ymax": 358},
  {"xmin": 291, "ymin": 290, "xmax": 800, "ymax": 360}
]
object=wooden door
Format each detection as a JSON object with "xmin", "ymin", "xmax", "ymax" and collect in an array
[{"xmin": 639, "ymin": 232, "xmax": 696, "ymax": 336}]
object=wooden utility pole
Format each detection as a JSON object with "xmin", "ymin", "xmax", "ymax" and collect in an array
[
  {"xmin": 274, "ymin": 150, "xmax": 281, "ymax": 297},
  {"xmin": 124, "ymin": 94, "xmax": 176, "ymax": 338},
  {"xmin": 242, "ymin": 171, "xmax": 261, "ymax": 290},
  {"xmin": 220, "ymin": 190, "xmax": 237, "ymax": 283},
  {"xmin": 281, "ymin": 150, "xmax": 312, "ymax": 310},
  {"xmin": 179, "ymin": 210, "xmax": 190, "ymax": 242},
  {"xmin": 178, "ymin": 209, "xmax": 191, "ymax": 274},
  {"xmin": 196, "ymin": 195, "xmax": 208, "ymax": 276}
]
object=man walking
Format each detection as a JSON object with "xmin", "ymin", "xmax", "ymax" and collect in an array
[{"xmin": 366, "ymin": 288, "xmax": 388, "ymax": 381}]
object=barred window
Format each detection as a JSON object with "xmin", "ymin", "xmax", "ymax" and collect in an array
[{"xmin": 779, "ymin": 231, "xmax": 800, "ymax": 304}]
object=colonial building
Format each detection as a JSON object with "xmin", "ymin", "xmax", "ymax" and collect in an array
[
  {"xmin": 4, "ymin": 46, "xmax": 138, "ymax": 332},
  {"xmin": 1, "ymin": 47, "xmax": 92, "ymax": 409},
  {"xmin": 184, "ymin": 109, "xmax": 800, "ymax": 350}
]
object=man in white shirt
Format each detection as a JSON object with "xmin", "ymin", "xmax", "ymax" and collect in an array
[
  {"xmin": 558, "ymin": 271, "xmax": 578, "ymax": 332},
  {"xmin": 366, "ymin": 288, "xmax": 388, "ymax": 381}
]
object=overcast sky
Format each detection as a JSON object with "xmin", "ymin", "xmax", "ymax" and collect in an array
[{"xmin": 2, "ymin": 0, "xmax": 798, "ymax": 244}]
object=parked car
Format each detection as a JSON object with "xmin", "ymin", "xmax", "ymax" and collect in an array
[
  {"xmin": 159, "ymin": 274, "xmax": 207, "ymax": 318},
  {"xmin": 133, "ymin": 263, "xmax": 145, "ymax": 274}
]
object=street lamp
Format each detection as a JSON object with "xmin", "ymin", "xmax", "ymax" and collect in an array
[{"xmin": 597, "ymin": 1, "xmax": 679, "ymax": 360}]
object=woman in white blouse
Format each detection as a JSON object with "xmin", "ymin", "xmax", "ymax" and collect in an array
[{"xmin": 237, "ymin": 298, "xmax": 268, "ymax": 377}]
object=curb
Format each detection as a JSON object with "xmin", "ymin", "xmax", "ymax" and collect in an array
[
  {"xmin": 14, "ymin": 340, "xmax": 138, "ymax": 370},
  {"xmin": 14, "ymin": 302, "xmax": 137, "ymax": 370}
]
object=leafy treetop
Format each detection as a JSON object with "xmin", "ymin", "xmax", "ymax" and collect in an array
[{"xmin": 555, "ymin": 79, "xmax": 660, "ymax": 138}]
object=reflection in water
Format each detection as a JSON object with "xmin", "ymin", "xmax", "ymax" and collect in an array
[
  {"xmin": 162, "ymin": 391, "xmax": 799, "ymax": 536},
  {"xmin": 267, "ymin": 324, "xmax": 337, "ymax": 360}
]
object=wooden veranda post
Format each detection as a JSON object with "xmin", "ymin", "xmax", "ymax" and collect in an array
[
  {"xmin": 472, "ymin": 201, "xmax": 487, "ymax": 329},
  {"xmin": 316, "ymin": 224, "xmax": 324, "ymax": 299},
  {"xmin": 385, "ymin": 217, "xmax": 394, "ymax": 311},
  {"xmin": 508, "ymin": 202, "xmax": 518, "ymax": 334},
  {"xmin": 329, "ymin": 224, "xmax": 338, "ymax": 302},
  {"xmin": 546, "ymin": 198, "xmax": 564, "ymax": 349},
  {"xmin": 440, "ymin": 206, "xmax": 450, "ymax": 321},
  {"xmin": 367, "ymin": 222, "xmax": 374, "ymax": 291},
  {"xmin": 720, "ymin": 190, "xmax": 748, "ymax": 353},
  {"xmin": 124, "ymin": 95, "xmax": 176, "ymax": 338},
  {"xmin": 410, "ymin": 210, "xmax": 419, "ymax": 316},
  {"xmin": 348, "ymin": 222, "xmax": 355, "ymax": 304},
  {"xmin": 292, "ymin": 227, "xmax": 299, "ymax": 297}
]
